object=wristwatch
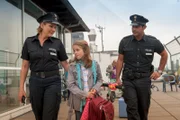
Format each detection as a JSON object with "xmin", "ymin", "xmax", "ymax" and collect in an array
[{"xmin": 157, "ymin": 70, "xmax": 163, "ymax": 75}]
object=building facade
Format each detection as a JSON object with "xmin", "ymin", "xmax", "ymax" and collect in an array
[
  {"xmin": 0, "ymin": 0, "xmax": 89, "ymax": 119},
  {"xmin": 72, "ymin": 32, "xmax": 84, "ymax": 43}
]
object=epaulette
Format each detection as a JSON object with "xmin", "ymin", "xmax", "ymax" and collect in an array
[
  {"xmin": 25, "ymin": 36, "xmax": 37, "ymax": 41},
  {"xmin": 27, "ymin": 35, "xmax": 36, "ymax": 39},
  {"xmin": 146, "ymin": 35, "xmax": 157, "ymax": 39},
  {"xmin": 123, "ymin": 35, "xmax": 133, "ymax": 39},
  {"xmin": 50, "ymin": 36, "xmax": 60, "ymax": 41}
]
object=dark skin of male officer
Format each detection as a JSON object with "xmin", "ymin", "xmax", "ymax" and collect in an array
[{"xmin": 116, "ymin": 14, "xmax": 168, "ymax": 120}]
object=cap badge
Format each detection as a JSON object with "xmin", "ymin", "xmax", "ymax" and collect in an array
[
  {"xmin": 134, "ymin": 16, "xmax": 137, "ymax": 21},
  {"xmin": 54, "ymin": 14, "xmax": 58, "ymax": 20}
]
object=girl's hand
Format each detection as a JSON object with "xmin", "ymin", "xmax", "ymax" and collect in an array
[
  {"xmin": 86, "ymin": 92, "xmax": 94, "ymax": 98},
  {"xmin": 90, "ymin": 89, "xmax": 97, "ymax": 94}
]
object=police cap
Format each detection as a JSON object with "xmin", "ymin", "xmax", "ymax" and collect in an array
[
  {"xmin": 37, "ymin": 12, "xmax": 60, "ymax": 25},
  {"xmin": 130, "ymin": 14, "xmax": 149, "ymax": 26}
]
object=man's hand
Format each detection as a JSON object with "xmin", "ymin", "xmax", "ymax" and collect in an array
[
  {"xmin": 116, "ymin": 78, "xmax": 122, "ymax": 85},
  {"xmin": 150, "ymin": 71, "xmax": 161, "ymax": 80}
]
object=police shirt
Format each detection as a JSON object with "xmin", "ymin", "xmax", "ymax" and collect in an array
[
  {"xmin": 21, "ymin": 34, "xmax": 68, "ymax": 72},
  {"xmin": 118, "ymin": 35, "xmax": 164, "ymax": 72}
]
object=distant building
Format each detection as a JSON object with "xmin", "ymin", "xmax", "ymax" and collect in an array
[
  {"xmin": 71, "ymin": 32, "xmax": 84, "ymax": 43},
  {"xmin": 0, "ymin": 0, "xmax": 89, "ymax": 119}
]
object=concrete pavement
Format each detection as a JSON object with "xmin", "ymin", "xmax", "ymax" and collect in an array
[{"xmin": 13, "ymin": 83, "xmax": 180, "ymax": 120}]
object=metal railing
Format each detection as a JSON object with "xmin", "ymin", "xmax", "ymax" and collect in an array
[
  {"xmin": 0, "ymin": 67, "xmax": 29, "ymax": 114},
  {"xmin": 0, "ymin": 66, "xmax": 65, "ymax": 114},
  {"xmin": 0, "ymin": 50, "xmax": 20, "ymax": 67},
  {"xmin": 164, "ymin": 36, "xmax": 180, "ymax": 72}
]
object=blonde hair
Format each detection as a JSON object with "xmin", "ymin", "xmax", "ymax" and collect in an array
[
  {"xmin": 73, "ymin": 40, "xmax": 92, "ymax": 68},
  {"xmin": 37, "ymin": 22, "xmax": 47, "ymax": 34},
  {"xmin": 37, "ymin": 26, "xmax": 43, "ymax": 34}
]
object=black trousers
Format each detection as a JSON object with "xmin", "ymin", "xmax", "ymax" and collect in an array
[
  {"xmin": 122, "ymin": 77, "xmax": 151, "ymax": 120},
  {"xmin": 29, "ymin": 75, "xmax": 61, "ymax": 120}
]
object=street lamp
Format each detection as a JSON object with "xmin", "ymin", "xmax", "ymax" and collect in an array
[
  {"xmin": 95, "ymin": 24, "xmax": 105, "ymax": 52},
  {"xmin": 88, "ymin": 29, "xmax": 97, "ymax": 58},
  {"xmin": 88, "ymin": 29, "xmax": 96, "ymax": 43}
]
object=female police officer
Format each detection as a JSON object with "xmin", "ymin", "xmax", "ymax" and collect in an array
[{"xmin": 18, "ymin": 12, "xmax": 69, "ymax": 120}]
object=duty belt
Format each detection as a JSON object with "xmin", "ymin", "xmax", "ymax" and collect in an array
[
  {"xmin": 31, "ymin": 70, "xmax": 59, "ymax": 78},
  {"xmin": 133, "ymin": 72, "xmax": 150, "ymax": 78},
  {"xmin": 123, "ymin": 68, "xmax": 151, "ymax": 79}
]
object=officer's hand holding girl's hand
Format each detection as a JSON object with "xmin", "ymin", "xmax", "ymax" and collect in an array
[
  {"xmin": 18, "ymin": 89, "xmax": 26, "ymax": 103},
  {"xmin": 150, "ymin": 71, "xmax": 161, "ymax": 80}
]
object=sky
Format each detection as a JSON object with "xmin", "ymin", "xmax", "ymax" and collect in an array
[{"xmin": 69, "ymin": 0, "xmax": 180, "ymax": 51}]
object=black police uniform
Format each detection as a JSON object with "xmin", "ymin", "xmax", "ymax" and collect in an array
[
  {"xmin": 21, "ymin": 13, "xmax": 68, "ymax": 120},
  {"xmin": 118, "ymin": 14, "xmax": 164, "ymax": 120}
]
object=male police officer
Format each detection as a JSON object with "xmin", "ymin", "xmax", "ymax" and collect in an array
[{"xmin": 116, "ymin": 14, "xmax": 168, "ymax": 120}]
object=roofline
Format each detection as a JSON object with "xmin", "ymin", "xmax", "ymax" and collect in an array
[{"xmin": 61, "ymin": 0, "xmax": 90, "ymax": 32}]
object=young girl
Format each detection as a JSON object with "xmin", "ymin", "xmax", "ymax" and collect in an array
[{"xmin": 67, "ymin": 40, "xmax": 103, "ymax": 120}]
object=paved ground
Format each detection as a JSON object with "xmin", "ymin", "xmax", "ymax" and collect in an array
[{"xmin": 13, "ymin": 82, "xmax": 180, "ymax": 120}]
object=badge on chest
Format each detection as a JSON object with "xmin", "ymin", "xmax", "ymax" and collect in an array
[
  {"xmin": 145, "ymin": 53, "xmax": 152, "ymax": 55},
  {"xmin": 145, "ymin": 49, "xmax": 153, "ymax": 55},
  {"xmin": 49, "ymin": 48, "xmax": 57, "ymax": 56}
]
